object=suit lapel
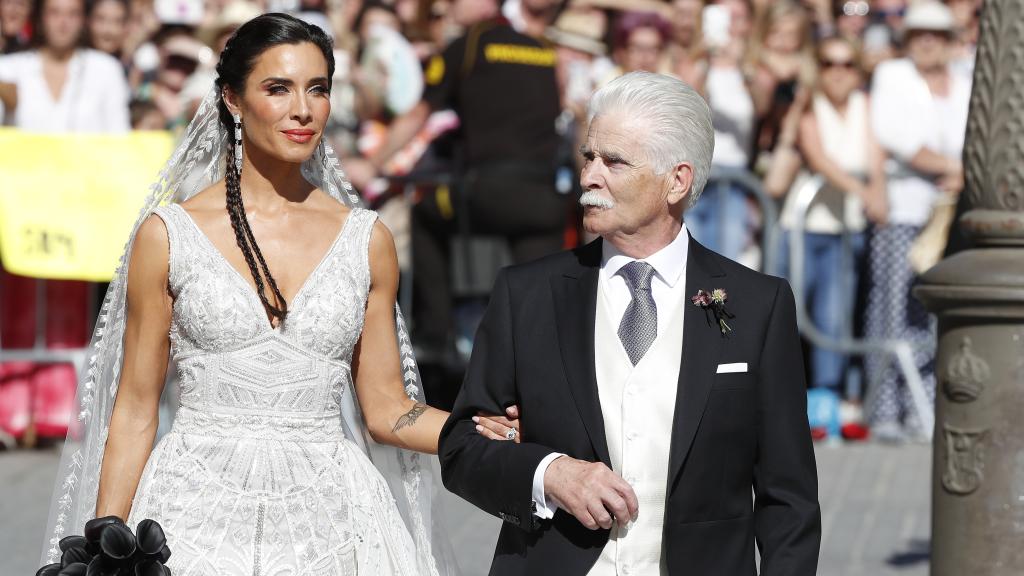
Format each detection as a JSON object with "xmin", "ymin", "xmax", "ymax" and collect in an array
[
  {"xmin": 667, "ymin": 239, "xmax": 727, "ymax": 489},
  {"xmin": 550, "ymin": 240, "xmax": 611, "ymax": 467}
]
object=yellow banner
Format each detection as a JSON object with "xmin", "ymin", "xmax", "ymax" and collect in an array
[{"xmin": 0, "ymin": 129, "xmax": 175, "ymax": 281}]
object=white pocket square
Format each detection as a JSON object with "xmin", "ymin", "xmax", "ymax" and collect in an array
[{"xmin": 716, "ymin": 363, "xmax": 748, "ymax": 374}]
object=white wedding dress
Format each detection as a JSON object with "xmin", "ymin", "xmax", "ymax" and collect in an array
[{"xmin": 125, "ymin": 204, "xmax": 429, "ymax": 575}]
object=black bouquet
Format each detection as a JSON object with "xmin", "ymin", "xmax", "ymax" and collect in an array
[{"xmin": 35, "ymin": 516, "xmax": 172, "ymax": 576}]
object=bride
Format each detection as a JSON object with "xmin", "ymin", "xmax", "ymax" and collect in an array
[{"xmin": 41, "ymin": 13, "xmax": 519, "ymax": 576}]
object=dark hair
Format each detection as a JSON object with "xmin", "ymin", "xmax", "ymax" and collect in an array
[
  {"xmin": 352, "ymin": 0, "xmax": 398, "ymax": 37},
  {"xmin": 216, "ymin": 12, "xmax": 335, "ymax": 323},
  {"xmin": 84, "ymin": 0, "xmax": 128, "ymax": 54},
  {"xmin": 86, "ymin": 0, "xmax": 127, "ymax": 18},
  {"xmin": 613, "ymin": 11, "xmax": 672, "ymax": 50},
  {"xmin": 30, "ymin": 0, "xmax": 87, "ymax": 49}
]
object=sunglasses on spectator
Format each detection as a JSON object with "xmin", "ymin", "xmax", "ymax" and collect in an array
[
  {"xmin": 874, "ymin": 6, "xmax": 906, "ymax": 19},
  {"xmin": 819, "ymin": 59, "xmax": 857, "ymax": 70},
  {"xmin": 166, "ymin": 54, "xmax": 199, "ymax": 73}
]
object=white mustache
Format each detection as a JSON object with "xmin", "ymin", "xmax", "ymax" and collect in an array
[{"xmin": 579, "ymin": 191, "xmax": 615, "ymax": 209}]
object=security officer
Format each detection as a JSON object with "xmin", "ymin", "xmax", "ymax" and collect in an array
[{"xmin": 366, "ymin": 0, "xmax": 566, "ymax": 409}]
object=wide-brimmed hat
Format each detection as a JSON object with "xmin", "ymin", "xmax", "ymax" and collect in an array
[
  {"xmin": 162, "ymin": 33, "xmax": 214, "ymax": 66},
  {"xmin": 545, "ymin": 9, "xmax": 607, "ymax": 56},
  {"xmin": 197, "ymin": 0, "xmax": 263, "ymax": 47},
  {"xmin": 903, "ymin": 0, "xmax": 955, "ymax": 33}
]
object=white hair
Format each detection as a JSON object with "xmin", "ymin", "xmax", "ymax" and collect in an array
[{"xmin": 588, "ymin": 71, "xmax": 715, "ymax": 207}]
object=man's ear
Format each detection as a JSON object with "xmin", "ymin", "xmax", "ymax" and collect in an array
[{"xmin": 667, "ymin": 162, "xmax": 695, "ymax": 209}]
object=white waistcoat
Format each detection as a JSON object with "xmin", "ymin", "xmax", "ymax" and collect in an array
[{"xmin": 588, "ymin": 279, "xmax": 685, "ymax": 576}]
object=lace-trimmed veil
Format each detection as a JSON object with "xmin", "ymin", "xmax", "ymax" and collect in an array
[{"xmin": 41, "ymin": 88, "xmax": 456, "ymax": 575}]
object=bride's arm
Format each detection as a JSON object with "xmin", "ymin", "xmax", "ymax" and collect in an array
[
  {"xmin": 352, "ymin": 221, "xmax": 450, "ymax": 455},
  {"xmin": 95, "ymin": 216, "xmax": 173, "ymax": 520}
]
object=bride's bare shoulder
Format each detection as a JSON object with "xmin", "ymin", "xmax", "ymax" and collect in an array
[{"xmin": 129, "ymin": 214, "xmax": 171, "ymax": 279}]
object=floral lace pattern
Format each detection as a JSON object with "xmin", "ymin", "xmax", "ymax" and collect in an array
[{"xmin": 124, "ymin": 205, "xmax": 425, "ymax": 575}]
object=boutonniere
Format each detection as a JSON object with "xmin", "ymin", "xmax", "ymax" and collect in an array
[{"xmin": 691, "ymin": 288, "xmax": 734, "ymax": 336}]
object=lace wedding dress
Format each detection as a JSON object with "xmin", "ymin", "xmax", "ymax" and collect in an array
[{"xmin": 124, "ymin": 204, "xmax": 429, "ymax": 575}]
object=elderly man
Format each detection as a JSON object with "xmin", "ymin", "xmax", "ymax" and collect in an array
[{"xmin": 439, "ymin": 72, "xmax": 820, "ymax": 575}]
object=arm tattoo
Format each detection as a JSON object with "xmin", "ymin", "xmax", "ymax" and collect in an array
[{"xmin": 392, "ymin": 403, "xmax": 428, "ymax": 433}]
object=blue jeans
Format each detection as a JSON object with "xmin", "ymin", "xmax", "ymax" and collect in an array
[
  {"xmin": 776, "ymin": 230, "xmax": 866, "ymax": 395},
  {"xmin": 686, "ymin": 181, "xmax": 752, "ymax": 262}
]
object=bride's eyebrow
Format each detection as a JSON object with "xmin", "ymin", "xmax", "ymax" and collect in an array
[{"xmin": 260, "ymin": 77, "xmax": 330, "ymax": 86}]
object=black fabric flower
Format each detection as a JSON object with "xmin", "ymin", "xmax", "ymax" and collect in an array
[{"xmin": 36, "ymin": 517, "xmax": 172, "ymax": 576}]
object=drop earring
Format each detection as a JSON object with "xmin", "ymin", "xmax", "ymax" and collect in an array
[{"xmin": 233, "ymin": 113, "xmax": 243, "ymax": 172}]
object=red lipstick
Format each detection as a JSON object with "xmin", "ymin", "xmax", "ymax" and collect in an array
[{"xmin": 282, "ymin": 129, "xmax": 315, "ymax": 144}]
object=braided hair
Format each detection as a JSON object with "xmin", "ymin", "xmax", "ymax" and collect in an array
[{"xmin": 215, "ymin": 13, "xmax": 335, "ymax": 322}]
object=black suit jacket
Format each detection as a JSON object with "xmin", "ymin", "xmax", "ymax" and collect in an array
[{"xmin": 438, "ymin": 238, "xmax": 821, "ymax": 575}]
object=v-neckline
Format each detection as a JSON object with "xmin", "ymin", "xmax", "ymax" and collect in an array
[
  {"xmin": 173, "ymin": 204, "xmax": 356, "ymax": 331},
  {"xmin": 40, "ymin": 49, "xmax": 78, "ymax": 107}
]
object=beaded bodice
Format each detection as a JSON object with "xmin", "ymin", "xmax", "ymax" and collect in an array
[{"xmin": 154, "ymin": 204, "xmax": 376, "ymax": 423}]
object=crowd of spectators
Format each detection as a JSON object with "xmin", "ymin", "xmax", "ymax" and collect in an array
[{"xmin": 0, "ymin": 0, "xmax": 981, "ymax": 445}]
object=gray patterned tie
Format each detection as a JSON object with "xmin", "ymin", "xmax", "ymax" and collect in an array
[{"xmin": 618, "ymin": 261, "xmax": 658, "ymax": 365}]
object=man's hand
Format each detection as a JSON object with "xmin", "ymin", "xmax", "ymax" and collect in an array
[{"xmin": 543, "ymin": 456, "xmax": 639, "ymax": 530}]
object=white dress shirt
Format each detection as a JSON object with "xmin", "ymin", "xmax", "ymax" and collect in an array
[
  {"xmin": 532, "ymin": 225, "xmax": 690, "ymax": 517},
  {"xmin": 0, "ymin": 49, "xmax": 129, "ymax": 133}
]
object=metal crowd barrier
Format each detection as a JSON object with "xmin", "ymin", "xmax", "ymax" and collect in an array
[
  {"xmin": 703, "ymin": 166, "xmax": 782, "ymax": 274},
  {"xmin": 787, "ymin": 175, "xmax": 934, "ymax": 438}
]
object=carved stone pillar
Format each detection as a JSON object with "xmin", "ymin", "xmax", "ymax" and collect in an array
[{"xmin": 913, "ymin": 1, "xmax": 1024, "ymax": 574}]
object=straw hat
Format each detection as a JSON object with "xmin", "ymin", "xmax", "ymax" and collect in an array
[
  {"xmin": 545, "ymin": 9, "xmax": 607, "ymax": 56},
  {"xmin": 197, "ymin": 0, "xmax": 263, "ymax": 47},
  {"xmin": 903, "ymin": 0, "xmax": 955, "ymax": 33},
  {"xmin": 162, "ymin": 33, "xmax": 215, "ymax": 66}
]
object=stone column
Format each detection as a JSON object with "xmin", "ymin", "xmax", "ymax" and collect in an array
[{"xmin": 914, "ymin": 1, "xmax": 1024, "ymax": 574}]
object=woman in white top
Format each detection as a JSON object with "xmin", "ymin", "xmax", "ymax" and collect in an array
[
  {"xmin": 777, "ymin": 35, "xmax": 886, "ymax": 405},
  {"xmin": 0, "ymin": 0, "xmax": 129, "ymax": 445},
  {"xmin": 865, "ymin": 1, "xmax": 970, "ymax": 441},
  {"xmin": 0, "ymin": 0, "xmax": 129, "ymax": 131}
]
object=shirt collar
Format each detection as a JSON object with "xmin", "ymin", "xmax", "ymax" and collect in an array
[{"xmin": 601, "ymin": 224, "xmax": 690, "ymax": 289}]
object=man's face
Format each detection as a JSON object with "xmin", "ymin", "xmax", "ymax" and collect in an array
[
  {"xmin": 579, "ymin": 110, "xmax": 686, "ymax": 242},
  {"xmin": 450, "ymin": 0, "xmax": 493, "ymax": 27}
]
